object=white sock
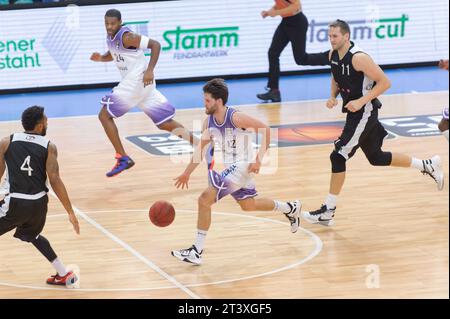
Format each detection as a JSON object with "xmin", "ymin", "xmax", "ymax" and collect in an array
[
  {"xmin": 273, "ymin": 200, "xmax": 291, "ymax": 214},
  {"xmin": 411, "ymin": 157, "xmax": 424, "ymax": 170},
  {"xmin": 194, "ymin": 230, "xmax": 207, "ymax": 252},
  {"xmin": 51, "ymin": 258, "xmax": 67, "ymax": 277},
  {"xmin": 325, "ymin": 194, "xmax": 337, "ymax": 210},
  {"xmin": 443, "ymin": 130, "xmax": 449, "ymax": 141}
]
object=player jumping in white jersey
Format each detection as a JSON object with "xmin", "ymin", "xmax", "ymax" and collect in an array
[
  {"xmin": 171, "ymin": 78, "xmax": 300, "ymax": 265},
  {"xmin": 90, "ymin": 9, "xmax": 195, "ymax": 177}
]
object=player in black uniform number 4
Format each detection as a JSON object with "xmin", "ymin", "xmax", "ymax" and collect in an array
[
  {"xmin": 302, "ymin": 20, "xmax": 445, "ymax": 226},
  {"xmin": 0, "ymin": 106, "xmax": 80, "ymax": 286}
]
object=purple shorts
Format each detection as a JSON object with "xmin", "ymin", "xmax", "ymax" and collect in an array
[
  {"xmin": 208, "ymin": 163, "xmax": 258, "ymax": 202},
  {"xmin": 101, "ymin": 80, "xmax": 175, "ymax": 126}
]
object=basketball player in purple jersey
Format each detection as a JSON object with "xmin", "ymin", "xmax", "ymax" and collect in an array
[
  {"xmin": 438, "ymin": 59, "xmax": 449, "ymax": 141},
  {"xmin": 171, "ymin": 78, "xmax": 301, "ymax": 265},
  {"xmin": 90, "ymin": 9, "xmax": 195, "ymax": 177}
]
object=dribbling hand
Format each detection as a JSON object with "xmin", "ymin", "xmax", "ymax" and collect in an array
[{"xmin": 174, "ymin": 173, "xmax": 190, "ymax": 189}]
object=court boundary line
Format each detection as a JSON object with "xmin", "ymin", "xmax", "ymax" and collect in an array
[
  {"xmin": 47, "ymin": 193, "xmax": 201, "ymax": 299},
  {"xmin": 0, "ymin": 208, "xmax": 323, "ymax": 293}
]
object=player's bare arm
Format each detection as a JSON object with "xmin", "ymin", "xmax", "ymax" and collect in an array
[
  {"xmin": 0, "ymin": 137, "xmax": 11, "ymax": 179},
  {"xmin": 90, "ymin": 51, "xmax": 113, "ymax": 62},
  {"xmin": 345, "ymin": 53, "xmax": 391, "ymax": 112},
  {"xmin": 174, "ymin": 119, "xmax": 211, "ymax": 189},
  {"xmin": 122, "ymin": 32, "xmax": 162, "ymax": 86},
  {"xmin": 232, "ymin": 112, "xmax": 271, "ymax": 174},
  {"xmin": 46, "ymin": 143, "xmax": 80, "ymax": 234},
  {"xmin": 327, "ymin": 74, "xmax": 339, "ymax": 109}
]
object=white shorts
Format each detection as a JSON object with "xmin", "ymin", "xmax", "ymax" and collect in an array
[{"xmin": 101, "ymin": 75, "xmax": 175, "ymax": 126}]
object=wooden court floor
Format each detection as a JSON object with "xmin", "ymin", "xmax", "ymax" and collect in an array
[{"xmin": 0, "ymin": 92, "xmax": 448, "ymax": 299}]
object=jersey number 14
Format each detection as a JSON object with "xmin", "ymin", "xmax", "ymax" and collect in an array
[
  {"xmin": 115, "ymin": 54, "xmax": 125, "ymax": 63},
  {"xmin": 20, "ymin": 156, "xmax": 34, "ymax": 177}
]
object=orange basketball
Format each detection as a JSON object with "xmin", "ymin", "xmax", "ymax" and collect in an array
[{"xmin": 149, "ymin": 200, "xmax": 175, "ymax": 227}]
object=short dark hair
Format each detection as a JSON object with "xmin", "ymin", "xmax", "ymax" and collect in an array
[
  {"xmin": 203, "ymin": 78, "xmax": 229, "ymax": 105},
  {"xmin": 22, "ymin": 106, "xmax": 45, "ymax": 131},
  {"xmin": 329, "ymin": 19, "xmax": 351, "ymax": 37},
  {"xmin": 105, "ymin": 9, "xmax": 121, "ymax": 20}
]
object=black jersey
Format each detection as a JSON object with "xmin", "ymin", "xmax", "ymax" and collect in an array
[
  {"xmin": 4, "ymin": 133, "xmax": 49, "ymax": 196},
  {"xmin": 330, "ymin": 42, "xmax": 382, "ymax": 113}
]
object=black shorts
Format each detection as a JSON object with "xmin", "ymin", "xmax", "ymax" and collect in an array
[
  {"xmin": 334, "ymin": 106, "xmax": 388, "ymax": 160},
  {"xmin": 0, "ymin": 195, "xmax": 48, "ymax": 242}
]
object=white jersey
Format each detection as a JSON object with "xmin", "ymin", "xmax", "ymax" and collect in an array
[
  {"xmin": 107, "ymin": 26, "xmax": 147, "ymax": 80},
  {"xmin": 208, "ymin": 107, "xmax": 255, "ymax": 166}
]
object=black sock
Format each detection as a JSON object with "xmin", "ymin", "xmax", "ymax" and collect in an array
[{"xmin": 32, "ymin": 235, "xmax": 57, "ymax": 262}]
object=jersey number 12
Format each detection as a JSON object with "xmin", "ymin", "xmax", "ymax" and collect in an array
[{"xmin": 20, "ymin": 156, "xmax": 34, "ymax": 177}]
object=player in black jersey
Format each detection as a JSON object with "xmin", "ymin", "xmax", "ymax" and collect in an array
[
  {"xmin": 0, "ymin": 106, "xmax": 80, "ymax": 286},
  {"xmin": 302, "ymin": 20, "xmax": 445, "ymax": 226}
]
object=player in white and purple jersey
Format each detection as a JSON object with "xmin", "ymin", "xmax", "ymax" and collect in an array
[
  {"xmin": 171, "ymin": 78, "xmax": 301, "ymax": 265},
  {"xmin": 438, "ymin": 59, "xmax": 449, "ymax": 141},
  {"xmin": 90, "ymin": 9, "xmax": 195, "ymax": 177}
]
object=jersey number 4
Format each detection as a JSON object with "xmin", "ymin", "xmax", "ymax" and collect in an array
[{"xmin": 20, "ymin": 156, "xmax": 34, "ymax": 177}]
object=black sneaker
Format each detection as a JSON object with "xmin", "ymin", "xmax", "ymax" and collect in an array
[{"xmin": 257, "ymin": 89, "xmax": 281, "ymax": 103}]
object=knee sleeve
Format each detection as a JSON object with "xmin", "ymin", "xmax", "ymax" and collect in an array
[
  {"xmin": 32, "ymin": 235, "xmax": 57, "ymax": 262},
  {"xmin": 367, "ymin": 151, "xmax": 392, "ymax": 166},
  {"xmin": 330, "ymin": 151, "xmax": 346, "ymax": 173}
]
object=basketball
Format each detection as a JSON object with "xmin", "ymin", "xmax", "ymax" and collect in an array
[{"xmin": 149, "ymin": 200, "xmax": 175, "ymax": 227}]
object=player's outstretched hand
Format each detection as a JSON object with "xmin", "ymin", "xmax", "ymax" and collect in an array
[
  {"xmin": 174, "ymin": 173, "xmax": 190, "ymax": 189},
  {"xmin": 68, "ymin": 212, "xmax": 80, "ymax": 235}
]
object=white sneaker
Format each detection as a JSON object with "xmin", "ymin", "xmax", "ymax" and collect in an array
[
  {"xmin": 171, "ymin": 245, "xmax": 202, "ymax": 265},
  {"xmin": 421, "ymin": 155, "xmax": 444, "ymax": 191},
  {"xmin": 302, "ymin": 204, "xmax": 335, "ymax": 226},
  {"xmin": 284, "ymin": 200, "xmax": 301, "ymax": 233},
  {"xmin": 65, "ymin": 264, "xmax": 80, "ymax": 289}
]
